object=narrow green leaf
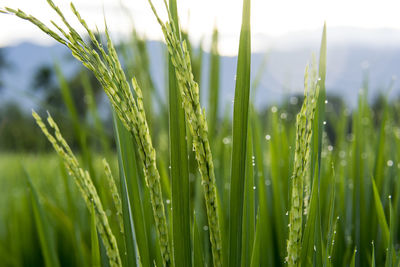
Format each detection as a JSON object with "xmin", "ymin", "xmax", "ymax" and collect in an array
[
  {"xmin": 208, "ymin": 26, "xmax": 220, "ymax": 136},
  {"xmin": 168, "ymin": 0, "xmax": 192, "ymax": 266},
  {"xmin": 311, "ymin": 23, "xmax": 327, "ymax": 177},
  {"xmin": 373, "ymin": 98, "xmax": 387, "ymax": 190},
  {"xmin": 371, "ymin": 242, "xmax": 375, "ymax": 267},
  {"xmin": 24, "ymin": 170, "xmax": 60, "ymax": 267},
  {"xmin": 193, "ymin": 214, "xmax": 205, "ymax": 267},
  {"xmin": 323, "ymin": 170, "xmax": 336, "ymax": 267},
  {"xmin": 118, "ymin": 154, "xmax": 138, "ymax": 267},
  {"xmin": 350, "ymin": 248, "xmax": 357, "ymax": 267},
  {"xmin": 385, "ymin": 199, "xmax": 394, "ymax": 267},
  {"xmin": 371, "ymin": 178, "xmax": 389, "ymax": 247},
  {"xmin": 249, "ymin": 208, "xmax": 261, "ymax": 267},
  {"xmin": 113, "ymin": 114, "xmax": 150, "ymax": 267},
  {"xmin": 241, "ymin": 124, "xmax": 255, "ymax": 267},
  {"xmin": 228, "ymin": 0, "xmax": 251, "ymax": 265},
  {"xmin": 268, "ymin": 110, "xmax": 287, "ymax": 258},
  {"xmin": 251, "ymin": 106, "xmax": 274, "ymax": 266},
  {"xmin": 301, "ymin": 163, "xmax": 320, "ymax": 266}
]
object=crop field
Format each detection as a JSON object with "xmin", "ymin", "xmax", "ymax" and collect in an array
[{"xmin": 0, "ymin": 0, "xmax": 400, "ymax": 266}]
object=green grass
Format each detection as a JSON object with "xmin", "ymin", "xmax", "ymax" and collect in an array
[{"xmin": 1, "ymin": 0, "xmax": 400, "ymax": 266}]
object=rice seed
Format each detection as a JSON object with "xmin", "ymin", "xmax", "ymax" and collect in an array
[{"xmin": 103, "ymin": 159, "xmax": 124, "ymax": 234}]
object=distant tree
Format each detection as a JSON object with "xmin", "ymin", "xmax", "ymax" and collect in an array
[
  {"xmin": 0, "ymin": 48, "xmax": 8, "ymax": 90},
  {"xmin": 32, "ymin": 65, "xmax": 54, "ymax": 91},
  {"xmin": 31, "ymin": 64, "xmax": 102, "ymax": 118}
]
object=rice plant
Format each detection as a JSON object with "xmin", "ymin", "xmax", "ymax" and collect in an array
[{"xmin": 1, "ymin": 0, "xmax": 400, "ymax": 266}]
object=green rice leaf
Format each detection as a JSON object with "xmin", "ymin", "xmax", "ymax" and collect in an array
[
  {"xmin": 228, "ymin": 0, "xmax": 251, "ymax": 265},
  {"xmin": 385, "ymin": 199, "xmax": 394, "ymax": 267},
  {"xmin": 371, "ymin": 178, "xmax": 389, "ymax": 247},
  {"xmin": 311, "ymin": 23, "xmax": 326, "ymax": 178},
  {"xmin": 208, "ymin": 26, "xmax": 220, "ymax": 136},
  {"xmin": 24, "ymin": 170, "xmax": 60, "ymax": 267},
  {"xmin": 168, "ymin": 0, "xmax": 192, "ymax": 266},
  {"xmin": 192, "ymin": 214, "xmax": 205, "ymax": 267},
  {"xmin": 350, "ymin": 248, "xmax": 357, "ymax": 267},
  {"xmin": 241, "ymin": 124, "xmax": 255, "ymax": 267},
  {"xmin": 113, "ymin": 114, "xmax": 148, "ymax": 267},
  {"xmin": 371, "ymin": 241, "xmax": 375, "ymax": 267},
  {"xmin": 249, "ymin": 208, "xmax": 260, "ymax": 267},
  {"xmin": 301, "ymin": 163, "xmax": 320, "ymax": 266}
]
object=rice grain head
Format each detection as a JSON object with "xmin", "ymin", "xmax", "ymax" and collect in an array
[
  {"xmin": 286, "ymin": 64, "xmax": 319, "ymax": 267},
  {"xmin": 147, "ymin": 1, "xmax": 223, "ymax": 266},
  {"xmin": 2, "ymin": 1, "xmax": 173, "ymax": 264},
  {"xmin": 32, "ymin": 111, "xmax": 122, "ymax": 267}
]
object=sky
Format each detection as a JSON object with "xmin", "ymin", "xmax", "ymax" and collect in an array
[{"xmin": 1, "ymin": 0, "xmax": 400, "ymax": 55}]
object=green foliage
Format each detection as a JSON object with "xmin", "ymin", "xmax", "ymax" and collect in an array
[
  {"xmin": 229, "ymin": 0, "xmax": 251, "ymax": 265},
  {"xmin": 1, "ymin": 1, "xmax": 400, "ymax": 267}
]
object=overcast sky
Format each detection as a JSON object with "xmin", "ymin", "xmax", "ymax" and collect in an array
[{"xmin": 1, "ymin": 0, "xmax": 400, "ymax": 54}]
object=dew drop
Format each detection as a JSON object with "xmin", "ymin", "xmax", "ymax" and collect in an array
[{"xmin": 265, "ymin": 134, "xmax": 271, "ymax": 141}]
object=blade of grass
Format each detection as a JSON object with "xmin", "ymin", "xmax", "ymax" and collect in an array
[
  {"xmin": 228, "ymin": 0, "xmax": 251, "ymax": 265},
  {"xmin": 59, "ymin": 158, "xmax": 88, "ymax": 267},
  {"xmin": 168, "ymin": 1, "xmax": 192, "ymax": 266},
  {"xmin": 323, "ymin": 168, "xmax": 336, "ymax": 267},
  {"xmin": 314, "ymin": 22, "xmax": 327, "ymax": 175},
  {"xmin": 208, "ymin": 26, "xmax": 220, "ymax": 136},
  {"xmin": 371, "ymin": 241, "xmax": 375, "ymax": 267},
  {"xmin": 113, "ymin": 114, "xmax": 149, "ymax": 267},
  {"xmin": 350, "ymin": 248, "xmax": 356, "ymax": 267},
  {"xmin": 250, "ymin": 208, "xmax": 260, "ymax": 267},
  {"xmin": 24, "ymin": 169, "xmax": 60, "ymax": 267},
  {"xmin": 241, "ymin": 124, "xmax": 255, "ymax": 267},
  {"xmin": 193, "ymin": 214, "xmax": 205, "ymax": 267},
  {"xmin": 371, "ymin": 178, "xmax": 389, "ymax": 247},
  {"xmin": 251, "ymin": 106, "xmax": 274, "ymax": 266},
  {"xmin": 301, "ymin": 163, "xmax": 320, "ymax": 266},
  {"xmin": 269, "ymin": 110, "xmax": 288, "ymax": 259},
  {"xmin": 385, "ymin": 198, "xmax": 394, "ymax": 267}
]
